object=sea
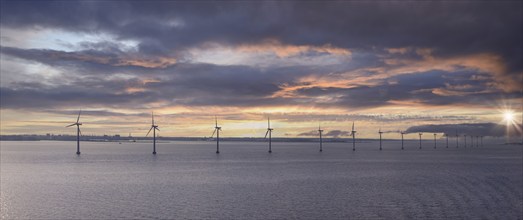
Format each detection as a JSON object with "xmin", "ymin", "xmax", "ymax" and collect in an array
[{"xmin": 1, "ymin": 140, "xmax": 522, "ymax": 219}]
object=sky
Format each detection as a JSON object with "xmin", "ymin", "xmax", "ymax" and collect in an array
[{"xmin": 1, "ymin": 1, "xmax": 522, "ymax": 139}]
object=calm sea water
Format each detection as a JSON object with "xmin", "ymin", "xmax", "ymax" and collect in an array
[{"xmin": 1, "ymin": 140, "xmax": 522, "ymax": 219}]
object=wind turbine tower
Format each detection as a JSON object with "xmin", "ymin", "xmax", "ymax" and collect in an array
[
  {"xmin": 265, "ymin": 117, "xmax": 274, "ymax": 153},
  {"xmin": 418, "ymin": 133, "xmax": 423, "ymax": 149},
  {"xmin": 455, "ymin": 131, "xmax": 459, "ymax": 148},
  {"xmin": 350, "ymin": 122, "xmax": 356, "ymax": 151},
  {"xmin": 211, "ymin": 116, "xmax": 222, "ymax": 154},
  {"xmin": 66, "ymin": 110, "xmax": 83, "ymax": 155},
  {"xmin": 433, "ymin": 133, "xmax": 437, "ymax": 149},
  {"xmin": 318, "ymin": 124, "xmax": 323, "ymax": 152},
  {"xmin": 146, "ymin": 112, "xmax": 160, "ymax": 154},
  {"xmin": 378, "ymin": 128, "xmax": 383, "ymax": 151},
  {"xmin": 464, "ymin": 134, "xmax": 467, "ymax": 148},
  {"xmin": 445, "ymin": 133, "xmax": 449, "ymax": 148},
  {"xmin": 400, "ymin": 131, "xmax": 405, "ymax": 150},
  {"xmin": 476, "ymin": 136, "xmax": 479, "ymax": 147}
]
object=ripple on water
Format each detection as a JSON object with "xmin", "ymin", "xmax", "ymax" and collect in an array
[{"xmin": 1, "ymin": 141, "xmax": 522, "ymax": 219}]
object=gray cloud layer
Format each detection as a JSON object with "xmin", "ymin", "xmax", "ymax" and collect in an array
[
  {"xmin": 2, "ymin": 1, "xmax": 521, "ymax": 71},
  {"xmin": 1, "ymin": 1, "xmax": 521, "ymax": 114}
]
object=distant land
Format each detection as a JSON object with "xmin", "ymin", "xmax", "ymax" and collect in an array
[
  {"xmin": 0, "ymin": 134, "xmax": 349, "ymax": 143},
  {"xmin": 0, "ymin": 134, "xmax": 513, "ymax": 144}
]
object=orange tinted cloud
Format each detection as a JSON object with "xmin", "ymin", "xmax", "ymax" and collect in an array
[
  {"xmin": 115, "ymin": 56, "xmax": 177, "ymax": 68},
  {"xmin": 385, "ymin": 47, "xmax": 408, "ymax": 54},
  {"xmin": 273, "ymin": 48, "xmax": 517, "ymax": 100},
  {"xmin": 236, "ymin": 39, "xmax": 351, "ymax": 58},
  {"xmin": 381, "ymin": 48, "xmax": 518, "ymax": 92}
]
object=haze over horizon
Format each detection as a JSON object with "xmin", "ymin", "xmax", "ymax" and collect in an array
[{"xmin": 1, "ymin": 1, "xmax": 522, "ymax": 139}]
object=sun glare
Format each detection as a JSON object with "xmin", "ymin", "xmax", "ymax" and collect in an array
[{"xmin": 503, "ymin": 111, "xmax": 514, "ymax": 122}]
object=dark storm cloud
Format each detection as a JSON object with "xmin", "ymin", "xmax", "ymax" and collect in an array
[
  {"xmin": 1, "ymin": 1, "xmax": 521, "ymax": 112},
  {"xmin": 0, "ymin": 84, "xmax": 159, "ymax": 109},
  {"xmin": 405, "ymin": 123, "xmax": 512, "ymax": 137},
  {"xmin": 0, "ymin": 62, "xmax": 306, "ymax": 109},
  {"xmin": 156, "ymin": 63, "xmax": 284, "ymax": 97},
  {"xmin": 0, "ymin": 46, "xmax": 177, "ymax": 71},
  {"xmin": 1, "ymin": 1, "xmax": 521, "ymax": 72},
  {"xmin": 3, "ymin": 64, "xmax": 510, "ymax": 113},
  {"xmin": 1, "ymin": 47, "xmax": 518, "ymax": 110}
]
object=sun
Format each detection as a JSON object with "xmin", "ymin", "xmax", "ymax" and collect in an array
[{"xmin": 503, "ymin": 111, "xmax": 514, "ymax": 122}]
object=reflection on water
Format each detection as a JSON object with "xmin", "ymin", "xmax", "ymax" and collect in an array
[{"xmin": 1, "ymin": 141, "xmax": 522, "ymax": 219}]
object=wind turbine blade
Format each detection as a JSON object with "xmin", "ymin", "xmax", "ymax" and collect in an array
[
  {"xmin": 215, "ymin": 116, "xmax": 218, "ymax": 127},
  {"xmin": 79, "ymin": 128, "xmax": 82, "ymax": 136},
  {"xmin": 76, "ymin": 110, "xmax": 81, "ymax": 123},
  {"xmin": 268, "ymin": 117, "xmax": 270, "ymax": 128},
  {"xmin": 264, "ymin": 130, "xmax": 269, "ymax": 139},
  {"xmin": 66, "ymin": 123, "xmax": 76, "ymax": 127},
  {"xmin": 155, "ymin": 127, "xmax": 160, "ymax": 131},
  {"xmin": 152, "ymin": 112, "xmax": 154, "ymax": 125},
  {"xmin": 211, "ymin": 129, "xmax": 216, "ymax": 138},
  {"xmin": 352, "ymin": 122, "xmax": 355, "ymax": 131},
  {"xmin": 146, "ymin": 127, "xmax": 153, "ymax": 137}
]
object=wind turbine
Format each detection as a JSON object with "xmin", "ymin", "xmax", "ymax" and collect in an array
[
  {"xmin": 418, "ymin": 133, "xmax": 423, "ymax": 149},
  {"xmin": 476, "ymin": 136, "xmax": 479, "ymax": 147},
  {"xmin": 445, "ymin": 133, "xmax": 449, "ymax": 148},
  {"xmin": 433, "ymin": 133, "xmax": 437, "ymax": 149},
  {"xmin": 264, "ymin": 117, "xmax": 274, "ymax": 153},
  {"xmin": 66, "ymin": 110, "xmax": 82, "ymax": 155},
  {"xmin": 211, "ymin": 116, "xmax": 222, "ymax": 154},
  {"xmin": 378, "ymin": 128, "xmax": 383, "ymax": 151},
  {"xmin": 400, "ymin": 131, "xmax": 405, "ymax": 150},
  {"xmin": 470, "ymin": 135, "xmax": 473, "ymax": 148},
  {"xmin": 464, "ymin": 134, "xmax": 467, "ymax": 148},
  {"xmin": 318, "ymin": 123, "xmax": 323, "ymax": 152},
  {"xmin": 480, "ymin": 136, "xmax": 483, "ymax": 147},
  {"xmin": 455, "ymin": 130, "xmax": 459, "ymax": 148},
  {"xmin": 145, "ymin": 112, "xmax": 159, "ymax": 154},
  {"xmin": 350, "ymin": 122, "xmax": 356, "ymax": 151}
]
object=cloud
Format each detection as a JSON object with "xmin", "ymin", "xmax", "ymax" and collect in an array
[
  {"xmin": 2, "ymin": 47, "xmax": 520, "ymax": 112},
  {"xmin": 325, "ymin": 130, "xmax": 350, "ymax": 138},
  {"xmin": 1, "ymin": 2, "xmax": 521, "ymax": 67},
  {"xmin": 1, "ymin": 1, "xmax": 520, "ymax": 111},
  {"xmin": 45, "ymin": 109, "xmax": 149, "ymax": 117},
  {"xmin": 0, "ymin": 61, "xmax": 305, "ymax": 110},
  {"xmin": 186, "ymin": 41, "xmax": 352, "ymax": 67},
  {"xmin": 1, "ymin": 46, "xmax": 177, "ymax": 69},
  {"xmin": 298, "ymin": 129, "xmax": 351, "ymax": 138},
  {"xmin": 236, "ymin": 39, "xmax": 351, "ymax": 58},
  {"xmin": 298, "ymin": 130, "xmax": 318, "ymax": 137},
  {"xmin": 1, "ymin": 1, "xmax": 521, "ymax": 136},
  {"xmin": 405, "ymin": 123, "xmax": 517, "ymax": 137}
]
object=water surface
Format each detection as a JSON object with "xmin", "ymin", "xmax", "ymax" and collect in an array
[{"xmin": 1, "ymin": 140, "xmax": 522, "ymax": 219}]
